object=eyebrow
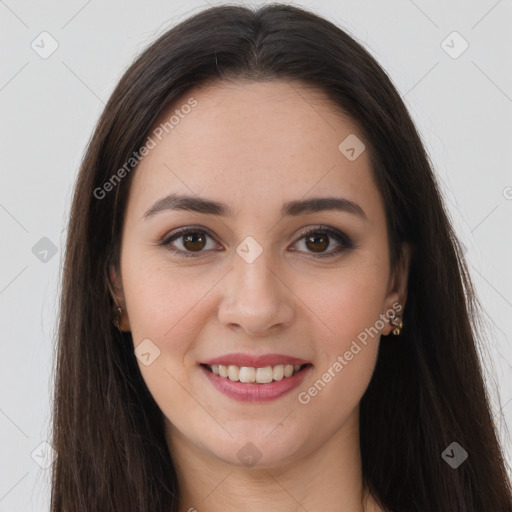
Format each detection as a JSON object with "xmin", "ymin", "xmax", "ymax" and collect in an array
[{"xmin": 143, "ymin": 193, "xmax": 368, "ymax": 221}]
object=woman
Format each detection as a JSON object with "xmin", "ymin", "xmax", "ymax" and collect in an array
[{"xmin": 50, "ymin": 4, "xmax": 512, "ymax": 511}]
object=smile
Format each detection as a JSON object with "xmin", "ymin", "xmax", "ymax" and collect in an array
[{"xmin": 200, "ymin": 363, "xmax": 313, "ymax": 402}]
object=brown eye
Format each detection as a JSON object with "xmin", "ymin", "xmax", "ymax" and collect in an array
[
  {"xmin": 161, "ymin": 225, "xmax": 353, "ymax": 259},
  {"xmin": 161, "ymin": 227, "xmax": 218, "ymax": 257},
  {"xmin": 293, "ymin": 226, "xmax": 353, "ymax": 258},
  {"xmin": 304, "ymin": 233, "xmax": 329, "ymax": 253},
  {"xmin": 182, "ymin": 232, "xmax": 207, "ymax": 252}
]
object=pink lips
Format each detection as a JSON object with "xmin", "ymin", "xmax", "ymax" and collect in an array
[{"xmin": 199, "ymin": 353, "xmax": 313, "ymax": 402}]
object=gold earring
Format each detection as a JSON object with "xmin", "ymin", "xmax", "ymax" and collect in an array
[
  {"xmin": 389, "ymin": 310, "xmax": 403, "ymax": 335},
  {"xmin": 113, "ymin": 300, "xmax": 123, "ymax": 329}
]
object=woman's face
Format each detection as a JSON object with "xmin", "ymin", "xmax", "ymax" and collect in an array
[{"xmin": 112, "ymin": 79, "xmax": 409, "ymax": 467}]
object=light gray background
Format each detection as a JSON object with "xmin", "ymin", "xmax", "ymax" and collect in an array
[{"xmin": 1, "ymin": 1, "xmax": 511, "ymax": 510}]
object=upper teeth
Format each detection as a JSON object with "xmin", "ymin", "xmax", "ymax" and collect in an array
[{"xmin": 210, "ymin": 364, "xmax": 302, "ymax": 383}]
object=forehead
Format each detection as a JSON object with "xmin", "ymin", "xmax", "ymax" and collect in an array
[{"xmin": 125, "ymin": 80, "xmax": 383, "ymax": 224}]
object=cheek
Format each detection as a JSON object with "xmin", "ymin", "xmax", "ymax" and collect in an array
[
  {"xmin": 306, "ymin": 256, "xmax": 388, "ymax": 343},
  {"xmin": 297, "ymin": 287, "xmax": 384, "ymax": 422},
  {"xmin": 299, "ymin": 256, "xmax": 388, "ymax": 402},
  {"xmin": 121, "ymin": 257, "xmax": 208, "ymax": 416},
  {"xmin": 122, "ymin": 254, "xmax": 209, "ymax": 344}
]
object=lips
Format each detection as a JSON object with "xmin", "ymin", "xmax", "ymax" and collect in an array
[
  {"xmin": 201, "ymin": 353, "xmax": 311, "ymax": 368},
  {"xmin": 200, "ymin": 362, "xmax": 313, "ymax": 402}
]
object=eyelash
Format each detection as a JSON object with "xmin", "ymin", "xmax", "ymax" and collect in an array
[{"xmin": 159, "ymin": 225, "xmax": 354, "ymax": 259}]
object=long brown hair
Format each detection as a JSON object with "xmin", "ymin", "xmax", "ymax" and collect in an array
[{"xmin": 51, "ymin": 4, "xmax": 512, "ymax": 511}]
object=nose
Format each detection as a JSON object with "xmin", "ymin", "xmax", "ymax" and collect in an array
[{"xmin": 218, "ymin": 248, "xmax": 294, "ymax": 336}]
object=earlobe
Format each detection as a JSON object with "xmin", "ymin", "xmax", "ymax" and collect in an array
[
  {"xmin": 107, "ymin": 264, "xmax": 131, "ymax": 332},
  {"xmin": 394, "ymin": 242, "xmax": 412, "ymax": 308},
  {"xmin": 384, "ymin": 242, "xmax": 412, "ymax": 336},
  {"xmin": 108, "ymin": 265, "xmax": 123, "ymax": 303}
]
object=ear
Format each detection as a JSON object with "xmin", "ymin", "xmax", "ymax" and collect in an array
[
  {"xmin": 108, "ymin": 264, "xmax": 131, "ymax": 332},
  {"xmin": 382, "ymin": 242, "xmax": 412, "ymax": 335}
]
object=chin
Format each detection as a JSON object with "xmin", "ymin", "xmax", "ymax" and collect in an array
[{"xmin": 200, "ymin": 428, "xmax": 308, "ymax": 469}]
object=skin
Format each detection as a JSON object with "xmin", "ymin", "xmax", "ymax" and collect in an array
[{"xmin": 110, "ymin": 79, "xmax": 411, "ymax": 512}]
